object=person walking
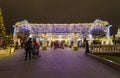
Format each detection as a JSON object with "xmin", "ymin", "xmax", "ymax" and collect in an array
[
  {"xmin": 51, "ymin": 41, "xmax": 53, "ymax": 48},
  {"xmin": 85, "ymin": 40, "xmax": 90, "ymax": 54},
  {"xmin": 33, "ymin": 39, "xmax": 39, "ymax": 53},
  {"xmin": 54, "ymin": 41, "xmax": 57, "ymax": 50},
  {"xmin": 25, "ymin": 38, "xmax": 32, "ymax": 61}
]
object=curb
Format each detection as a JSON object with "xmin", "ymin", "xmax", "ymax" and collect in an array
[{"xmin": 86, "ymin": 53, "xmax": 120, "ymax": 71}]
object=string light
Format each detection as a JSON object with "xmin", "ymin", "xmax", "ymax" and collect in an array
[{"xmin": 16, "ymin": 19, "xmax": 108, "ymax": 36}]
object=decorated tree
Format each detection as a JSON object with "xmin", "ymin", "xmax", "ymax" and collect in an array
[
  {"xmin": 114, "ymin": 27, "xmax": 120, "ymax": 44},
  {"xmin": 0, "ymin": 8, "xmax": 6, "ymax": 39},
  {"xmin": 0, "ymin": 8, "xmax": 8, "ymax": 48}
]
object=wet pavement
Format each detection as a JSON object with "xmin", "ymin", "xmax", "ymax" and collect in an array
[{"xmin": 0, "ymin": 48, "xmax": 120, "ymax": 78}]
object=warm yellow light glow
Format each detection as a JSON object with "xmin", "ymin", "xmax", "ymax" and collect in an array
[{"xmin": 0, "ymin": 47, "xmax": 15, "ymax": 57}]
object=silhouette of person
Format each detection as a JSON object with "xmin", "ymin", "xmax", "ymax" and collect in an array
[
  {"xmin": 25, "ymin": 38, "xmax": 32, "ymax": 60},
  {"xmin": 85, "ymin": 40, "xmax": 90, "ymax": 54}
]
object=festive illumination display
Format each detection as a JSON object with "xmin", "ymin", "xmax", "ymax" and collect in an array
[
  {"xmin": 114, "ymin": 27, "xmax": 120, "ymax": 44},
  {"xmin": 13, "ymin": 19, "xmax": 113, "ymax": 46},
  {"xmin": 17, "ymin": 23, "xmax": 92, "ymax": 33},
  {"xmin": 15, "ymin": 21, "xmax": 107, "ymax": 37},
  {"xmin": 15, "ymin": 20, "xmax": 107, "ymax": 37},
  {"xmin": 116, "ymin": 27, "xmax": 120, "ymax": 37},
  {"xmin": 0, "ymin": 8, "xmax": 6, "ymax": 38},
  {"xmin": 16, "ymin": 19, "xmax": 107, "ymax": 31},
  {"xmin": 0, "ymin": 8, "xmax": 7, "ymax": 48}
]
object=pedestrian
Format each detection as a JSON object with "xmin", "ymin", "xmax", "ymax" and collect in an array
[
  {"xmin": 20, "ymin": 40, "xmax": 25, "ymax": 49},
  {"xmin": 15, "ymin": 41, "xmax": 19, "ymax": 49},
  {"xmin": 51, "ymin": 41, "xmax": 53, "ymax": 48},
  {"xmin": 33, "ymin": 39, "xmax": 39, "ymax": 52},
  {"xmin": 25, "ymin": 38, "xmax": 32, "ymax": 61},
  {"xmin": 85, "ymin": 40, "xmax": 90, "ymax": 54},
  {"xmin": 32, "ymin": 39, "xmax": 40, "ymax": 58},
  {"xmin": 61, "ymin": 41, "xmax": 64, "ymax": 49},
  {"xmin": 54, "ymin": 41, "xmax": 57, "ymax": 50}
]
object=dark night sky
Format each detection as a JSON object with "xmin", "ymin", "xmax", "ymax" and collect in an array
[{"xmin": 0, "ymin": 0, "xmax": 120, "ymax": 35}]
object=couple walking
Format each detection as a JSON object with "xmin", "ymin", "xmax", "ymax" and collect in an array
[{"xmin": 24, "ymin": 38, "xmax": 39, "ymax": 61}]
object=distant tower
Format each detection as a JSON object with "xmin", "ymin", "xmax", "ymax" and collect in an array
[{"xmin": 0, "ymin": 8, "xmax": 6, "ymax": 39}]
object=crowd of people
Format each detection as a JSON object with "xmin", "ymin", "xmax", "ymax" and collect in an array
[
  {"xmin": 51, "ymin": 41, "xmax": 65, "ymax": 50},
  {"xmin": 16, "ymin": 37, "xmax": 88, "ymax": 61}
]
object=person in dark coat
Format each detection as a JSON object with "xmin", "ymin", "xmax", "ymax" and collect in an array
[
  {"xmin": 25, "ymin": 38, "xmax": 32, "ymax": 60},
  {"xmin": 85, "ymin": 40, "xmax": 90, "ymax": 54}
]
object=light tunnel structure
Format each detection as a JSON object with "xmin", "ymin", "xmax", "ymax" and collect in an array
[{"xmin": 13, "ymin": 19, "xmax": 112, "ymax": 46}]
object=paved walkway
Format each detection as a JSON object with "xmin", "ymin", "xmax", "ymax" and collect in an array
[{"xmin": 0, "ymin": 48, "xmax": 120, "ymax": 78}]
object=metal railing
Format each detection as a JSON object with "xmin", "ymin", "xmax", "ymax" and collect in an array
[{"xmin": 89, "ymin": 45, "xmax": 120, "ymax": 53}]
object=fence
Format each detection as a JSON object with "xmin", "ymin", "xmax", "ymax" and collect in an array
[{"xmin": 89, "ymin": 45, "xmax": 120, "ymax": 53}]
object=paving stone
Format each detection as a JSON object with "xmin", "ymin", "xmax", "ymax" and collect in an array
[{"xmin": 0, "ymin": 48, "xmax": 120, "ymax": 78}]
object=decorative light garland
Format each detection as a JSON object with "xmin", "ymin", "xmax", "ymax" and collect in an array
[{"xmin": 15, "ymin": 19, "xmax": 109, "ymax": 37}]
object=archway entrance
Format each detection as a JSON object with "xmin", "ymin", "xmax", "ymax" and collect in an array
[{"xmin": 13, "ymin": 19, "xmax": 111, "ymax": 50}]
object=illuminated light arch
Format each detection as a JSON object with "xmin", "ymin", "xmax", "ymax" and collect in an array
[
  {"xmin": 14, "ymin": 19, "xmax": 109, "ymax": 37},
  {"xmin": 13, "ymin": 19, "xmax": 112, "ymax": 45}
]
